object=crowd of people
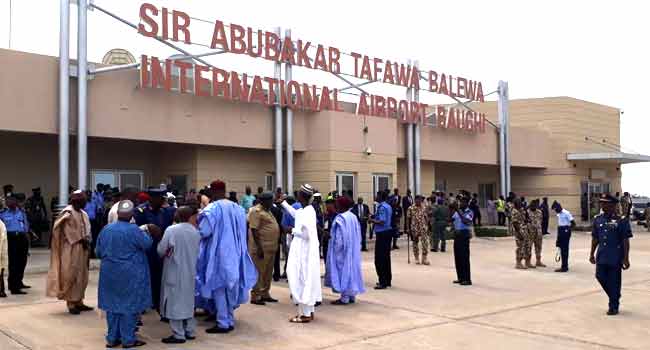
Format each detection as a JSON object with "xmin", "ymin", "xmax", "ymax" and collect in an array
[{"xmin": 0, "ymin": 181, "xmax": 636, "ymax": 346}]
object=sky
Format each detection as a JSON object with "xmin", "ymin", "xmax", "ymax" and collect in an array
[{"xmin": 1, "ymin": 0, "xmax": 649, "ymax": 195}]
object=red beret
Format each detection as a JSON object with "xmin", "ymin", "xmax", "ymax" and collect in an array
[{"xmin": 137, "ymin": 192, "xmax": 151, "ymax": 203}]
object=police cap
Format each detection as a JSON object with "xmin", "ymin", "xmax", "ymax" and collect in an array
[{"xmin": 599, "ymin": 194, "xmax": 619, "ymax": 204}]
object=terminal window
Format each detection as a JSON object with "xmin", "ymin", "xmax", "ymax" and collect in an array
[
  {"xmin": 336, "ymin": 173, "xmax": 356, "ymax": 198},
  {"xmin": 373, "ymin": 174, "xmax": 392, "ymax": 196}
]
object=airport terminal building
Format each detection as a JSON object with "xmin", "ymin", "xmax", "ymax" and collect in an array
[{"xmin": 1, "ymin": 48, "xmax": 647, "ymax": 218}]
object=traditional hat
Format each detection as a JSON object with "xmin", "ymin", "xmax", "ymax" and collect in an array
[
  {"xmin": 336, "ymin": 196, "xmax": 353, "ymax": 211},
  {"xmin": 117, "ymin": 200, "xmax": 134, "ymax": 216},
  {"xmin": 210, "ymin": 180, "xmax": 226, "ymax": 191},
  {"xmin": 300, "ymin": 184, "xmax": 314, "ymax": 195},
  {"xmin": 70, "ymin": 189, "xmax": 85, "ymax": 200}
]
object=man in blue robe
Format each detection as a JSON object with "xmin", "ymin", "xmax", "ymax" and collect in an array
[
  {"xmin": 96, "ymin": 200, "xmax": 152, "ymax": 348},
  {"xmin": 325, "ymin": 196, "xmax": 365, "ymax": 305},
  {"xmin": 196, "ymin": 180, "xmax": 257, "ymax": 334}
]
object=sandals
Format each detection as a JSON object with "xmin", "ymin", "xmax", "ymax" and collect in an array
[{"xmin": 289, "ymin": 315, "xmax": 312, "ymax": 323}]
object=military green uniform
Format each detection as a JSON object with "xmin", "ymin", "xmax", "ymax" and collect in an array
[
  {"xmin": 407, "ymin": 205, "xmax": 430, "ymax": 264},
  {"xmin": 431, "ymin": 204, "xmax": 449, "ymax": 252},
  {"xmin": 505, "ymin": 202, "xmax": 514, "ymax": 235},
  {"xmin": 527, "ymin": 209, "xmax": 544, "ymax": 260},
  {"xmin": 511, "ymin": 208, "xmax": 530, "ymax": 262}
]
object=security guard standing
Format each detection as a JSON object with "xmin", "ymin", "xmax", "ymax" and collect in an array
[
  {"xmin": 133, "ymin": 188, "xmax": 176, "ymax": 315},
  {"xmin": 589, "ymin": 194, "xmax": 632, "ymax": 316},
  {"xmin": 0, "ymin": 195, "xmax": 31, "ymax": 295}
]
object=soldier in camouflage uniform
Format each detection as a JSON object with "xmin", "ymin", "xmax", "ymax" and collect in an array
[
  {"xmin": 527, "ymin": 199, "xmax": 546, "ymax": 267},
  {"xmin": 511, "ymin": 198, "xmax": 533, "ymax": 269},
  {"xmin": 0, "ymin": 185, "xmax": 14, "ymax": 211},
  {"xmin": 407, "ymin": 195, "xmax": 430, "ymax": 265}
]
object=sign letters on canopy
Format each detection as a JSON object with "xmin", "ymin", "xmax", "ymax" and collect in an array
[{"xmin": 136, "ymin": 2, "xmax": 487, "ymax": 133}]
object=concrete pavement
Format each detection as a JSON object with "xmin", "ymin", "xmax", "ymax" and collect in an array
[{"xmin": 1, "ymin": 229, "xmax": 649, "ymax": 349}]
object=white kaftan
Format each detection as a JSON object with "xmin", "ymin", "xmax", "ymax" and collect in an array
[{"xmin": 282, "ymin": 201, "xmax": 322, "ymax": 307}]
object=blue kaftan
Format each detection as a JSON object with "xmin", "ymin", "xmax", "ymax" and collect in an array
[{"xmin": 195, "ymin": 200, "xmax": 257, "ymax": 328}]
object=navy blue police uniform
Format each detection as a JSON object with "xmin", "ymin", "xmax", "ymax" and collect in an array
[
  {"xmin": 133, "ymin": 190, "xmax": 176, "ymax": 313},
  {"xmin": 592, "ymin": 213, "xmax": 632, "ymax": 314}
]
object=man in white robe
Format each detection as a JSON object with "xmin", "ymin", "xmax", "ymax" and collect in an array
[{"xmin": 281, "ymin": 184, "xmax": 322, "ymax": 323}]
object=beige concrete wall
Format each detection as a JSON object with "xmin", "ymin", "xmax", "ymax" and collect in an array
[
  {"xmin": 0, "ymin": 49, "xmax": 626, "ymax": 217},
  {"xmin": 195, "ymin": 146, "xmax": 275, "ymax": 195},
  {"xmin": 294, "ymin": 110, "xmax": 398, "ymax": 202}
]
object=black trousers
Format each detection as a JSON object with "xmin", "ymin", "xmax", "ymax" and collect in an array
[
  {"xmin": 472, "ymin": 209, "xmax": 482, "ymax": 226},
  {"xmin": 542, "ymin": 216, "xmax": 549, "ymax": 234},
  {"xmin": 374, "ymin": 231, "xmax": 393, "ymax": 287},
  {"xmin": 89, "ymin": 218, "xmax": 101, "ymax": 258},
  {"xmin": 556, "ymin": 226, "xmax": 571, "ymax": 270},
  {"xmin": 322, "ymin": 236, "xmax": 330, "ymax": 264},
  {"xmin": 498, "ymin": 212, "xmax": 506, "ymax": 226},
  {"xmin": 273, "ymin": 245, "xmax": 281, "ymax": 280},
  {"xmin": 7, "ymin": 233, "xmax": 29, "ymax": 292},
  {"xmin": 596, "ymin": 264, "xmax": 622, "ymax": 310},
  {"xmin": 453, "ymin": 232, "xmax": 471, "ymax": 282},
  {"xmin": 360, "ymin": 221, "xmax": 368, "ymax": 250}
]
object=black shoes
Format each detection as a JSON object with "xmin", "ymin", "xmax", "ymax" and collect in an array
[
  {"xmin": 162, "ymin": 336, "xmax": 186, "ymax": 344},
  {"xmin": 68, "ymin": 308, "xmax": 81, "ymax": 315},
  {"xmin": 77, "ymin": 304, "xmax": 94, "ymax": 312},
  {"xmin": 122, "ymin": 340, "xmax": 146, "ymax": 348},
  {"xmin": 607, "ymin": 309, "xmax": 619, "ymax": 316},
  {"xmin": 105, "ymin": 340, "xmax": 121, "ymax": 348},
  {"xmin": 251, "ymin": 300, "xmax": 266, "ymax": 306},
  {"xmin": 453, "ymin": 280, "xmax": 472, "ymax": 285},
  {"xmin": 554, "ymin": 268, "xmax": 568, "ymax": 273},
  {"xmin": 206, "ymin": 326, "xmax": 234, "ymax": 334},
  {"xmin": 261, "ymin": 297, "xmax": 279, "ymax": 303},
  {"xmin": 10, "ymin": 290, "xmax": 27, "ymax": 295}
]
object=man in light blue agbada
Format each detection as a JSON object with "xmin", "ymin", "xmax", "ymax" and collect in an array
[
  {"xmin": 96, "ymin": 200, "xmax": 152, "ymax": 349},
  {"xmin": 196, "ymin": 180, "xmax": 257, "ymax": 334},
  {"xmin": 325, "ymin": 196, "xmax": 365, "ymax": 305},
  {"xmin": 239, "ymin": 186, "xmax": 256, "ymax": 213}
]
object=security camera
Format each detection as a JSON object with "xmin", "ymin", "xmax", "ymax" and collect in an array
[{"xmin": 365, "ymin": 147, "xmax": 372, "ymax": 156}]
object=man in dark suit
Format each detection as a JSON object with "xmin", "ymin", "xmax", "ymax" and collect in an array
[
  {"xmin": 402, "ymin": 189, "xmax": 414, "ymax": 235},
  {"xmin": 351, "ymin": 197, "xmax": 370, "ymax": 251}
]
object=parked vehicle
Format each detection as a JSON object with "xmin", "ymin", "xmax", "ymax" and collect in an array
[{"xmin": 631, "ymin": 198, "xmax": 650, "ymax": 223}]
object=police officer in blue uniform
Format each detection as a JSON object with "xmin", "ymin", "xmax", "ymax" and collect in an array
[
  {"xmin": 133, "ymin": 188, "xmax": 176, "ymax": 316},
  {"xmin": 589, "ymin": 194, "xmax": 632, "ymax": 316},
  {"xmin": 0, "ymin": 195, "xmax": 31, "ymax": 294}
]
